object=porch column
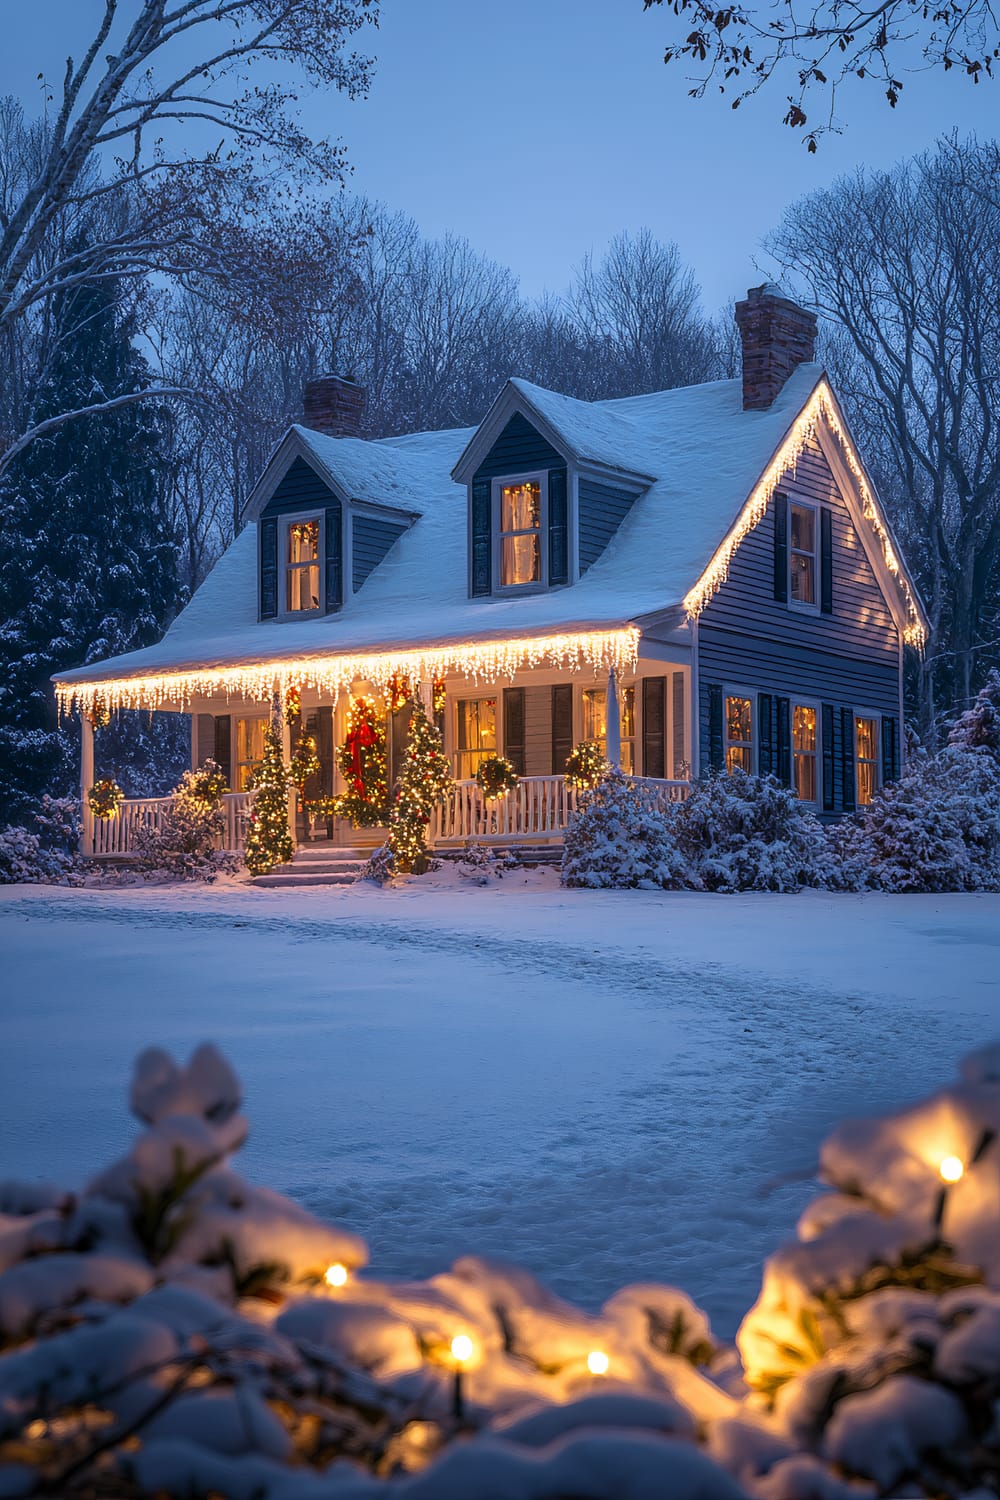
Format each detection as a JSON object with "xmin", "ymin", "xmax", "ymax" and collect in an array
[
  {"xmin": 605, "ymin": 666, "xmax": 621, "ymax": 769},
  {"xmin": 80, "ymin": 713, "xmax": 94, "ymax": 855},
  {"xmin": 281, "ymin": 711, "xmax": 297, "ymax": 850}
]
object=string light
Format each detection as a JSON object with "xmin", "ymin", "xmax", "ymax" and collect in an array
[
  {"xmin": 450, "ymin": 1333, "xmax": 474, "ymax": 1421},
  {"xmin": 56, "ymin": 629, "xmax": 640, "ymax": 718},
  {"xmin": 587, "ymin": 1350, "xmax": 609, "ymax": 1375},
  {"xmin": 683, "ymin": 379, "xmax": 927, "ymax": 647},
  {"xmin": 324, "ymin": 1262, "xmax": 348, "ymax": 1288},
  {"xmin": 938, "ymin": 1155, "xmax": 964, "ymax": 1184},
  {"xmin": 451, "ymin": 1335, "xmax": 474, "ymax": 1364}
]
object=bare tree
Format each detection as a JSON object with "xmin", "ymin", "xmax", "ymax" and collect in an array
[
  {"xmin": 643, "ymin": 0, "xmax": 998, "ymax": 148},
  {"xmin": 0, "ymin": 0, "xmax": 376, "ymax": 471},
  {"xmin": 767, "ymin": 138, "xmax": 1000, "ymax": 733}
]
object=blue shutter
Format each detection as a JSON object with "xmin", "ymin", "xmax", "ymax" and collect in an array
[
  {"xmin": 642, "ymin": 677, "xmax": 666, "ymax": 779},
  {"xmin": 758, "ymin": 693, "xmax": 774, "ymax": 776},
  {"xmin": 841, "ymin": 707, "xmax": 856, "ymax": 812},
  {"xmin": 548, "ymin": 468, "xmax": 568, "ymax": 585},
  {"xmin": 324, "ymin": 506, "xmax": 342, "ymax": 612},
  {"xmin": 820, "ymin": 508, "xmax": 833, "ymax": 615},
  {"xmin": 773, "ymin": 493, "xmax": 788, "ymax": 603},
  {"xmin": 259, "ymin": 518, "xmax": 278, "ymax": 619},
  {"xmin": 213, "ymin": 715, "xmax": 232, "ymax": 786},
  {"xmin": 777, "ymin": 698, "xmax": 792, "ymax": 786},
  {"xmin": 504, "ymin": 688, "xmax": 526, "ymax": 776},
  {"xmin": 708, "ymin": 685, "xmax": 725, "ymax": 772},
  {"xmin": 822, "ymin": 704, "xmax": 835, "ymax": 811},
  {"xmin": 882, "ymin": 715, "xmax": 899, "ymax": 784},
  {"xmin": 551, "ymin": 684, "xmax": 573, "ymax": 773},
  {"xmin": 471, "ymin": 479, "xmax": 491, "ymax": 596}
]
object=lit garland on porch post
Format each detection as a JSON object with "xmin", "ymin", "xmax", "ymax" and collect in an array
[
  {"xmin": 388, "ymin": 693, "xmax": 452, "ymax": 875},
  {"xmin": 243, "ymin": 725, "xmax": 294, "ymax": 876}
]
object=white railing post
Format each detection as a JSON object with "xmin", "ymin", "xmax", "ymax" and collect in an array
[{"xmin": 80, "ymin": 714, "xmax": 94, "ymax": 856}]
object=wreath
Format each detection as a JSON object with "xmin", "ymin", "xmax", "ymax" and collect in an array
[
  {"xmin": 475, "ymin": 755, "xmax": 519, "ymax": 802},
  {"xmin": 88, "ymin": 778, "xmax": 124, "ymax": 820},
  {"xmin": 84, "ymin": 696, "xmax": 111, "ymax": 731},
  {"xmin": 185, "ymin": 759, "xmax": 230, "ymax": 809},
  {"xmin": 564, "ymin": 741, "xmax": 611, "ymax": 791},
  {"xmin": 335, "ymin": 697, "xmax": 390, "ymax": 827}
]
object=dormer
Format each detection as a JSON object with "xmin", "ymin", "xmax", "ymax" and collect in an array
[
  {"xmin": 452, "ymin": 380, "xmax": 651, "ymax": 599},
  {"xmin": 244, "ymin": 376, "xmax": 418, "ymax": 621}
]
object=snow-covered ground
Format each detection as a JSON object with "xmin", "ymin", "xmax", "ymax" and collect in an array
[{"xmin": 2, "ymin": 878, "xmax": 998, "ymax": 1336}]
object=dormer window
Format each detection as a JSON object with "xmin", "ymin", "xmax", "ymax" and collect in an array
[
  {"xmin": 286, "ymin": 517, "xmax": 321, "ymax": 613},
  {"xmin": 497, "ymin": 474, "xmax": 546, "ymax": 589}
]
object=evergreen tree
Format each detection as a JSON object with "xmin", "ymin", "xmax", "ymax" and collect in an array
[
  {"xmin": 948, "ymin": 669, "xmax": 1000, "ymax": 758},
  {"xmin": 0, "ymin": 271, "xmax": 181, "ymax": 821},
  {"xmin": 388, "ymin": 695, "xmax": 452, "ymax": 874},
  {"xmin": 243, "ymin": 726, "xmax": 293, "ymax": 876}
]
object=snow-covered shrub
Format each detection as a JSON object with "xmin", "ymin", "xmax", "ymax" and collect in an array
[
  {"xmin": 4, "ymin": 1044, "xmax": 1000, "ymax": 1496},
  {"xmin": 132, "ymin": 761, "xmax": 237, "ymax": 881},
  {"xmin": 675, "ymin": 769, "xmax": 830, "ymax": 893},
  {"xmin": 0, "ymin": 795, "xmax": 82, "ymax": 884},
  {"xmin": 357, "ymin": 843, "xmax": 395, "ymax": 886},
  {"xmin": 850, "ymin": 745, "xmax": 1000, "ymax": 893},
  {"xmin": 561, "ymin": 770, "xmax": 686, "ymax": 889},
  {"xmin": 456, "ymin": 840, "xmax": 517, "ymax": 884},
  {"xmin": 948, "ymin": 668, "xmax": 1000, "ymax": 757}
]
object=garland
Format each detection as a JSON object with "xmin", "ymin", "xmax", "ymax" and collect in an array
[
  {"xmin": 290, "ymin": 733, "xmax": 321, "ymax": 796},
  {"xmin": 475, "ymin": 755, "xmax": 520, "ymax": 802},
  {"xmin": 84, "ymin": 696, "xmax": 111, "ymax": 731},
  {"xmin": 88, "ymin": 778, "xmax": 124, "ymax": 820},
  {"xmin": 564, "ymin": 740, "xmax": 611, "ymax": 791},
  {"xmin": 284, "ymin": 685, "xmax": 302, "ymax": 724},
  {"xmin": 335, "ymin": 697, "xmax": 389, "ymax": 828}
]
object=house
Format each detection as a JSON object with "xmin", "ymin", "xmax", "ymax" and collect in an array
[{"xmin": 55, "ymin": 286, "xmax": 928, "ymax": 859}]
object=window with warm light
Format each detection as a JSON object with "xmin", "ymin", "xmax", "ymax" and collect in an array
[
  {"xmin": 789, "ymin": 503, "xmax": 817, "ymax": 606},
  {"xmin": 286, "ymin": 517, "xmax": 321, "ymax": 612},
  {"xmin": 456, "ymin": 697, "xmax": 497, "ymax": 779},
  {"xmin": 725, "ymin": 695, "xmax": 754, "ymax": 773},
  {"xmin": 498, "ymin": 479, "xmax": 542, "ymax": 587},
  {"xmin": 582, "ymin": 685, "xmax": 635, "ymax": 772},
  {"xmin": 235, "ymin": 717, "xmax": 268, "ymax": 790},
  {"xmin": 792, "ymin": 704, "xmax": 818, "ymax": 802},
  {"xmin": 856, "ymin": 716, "xmax": 879, "ymax": 805}
]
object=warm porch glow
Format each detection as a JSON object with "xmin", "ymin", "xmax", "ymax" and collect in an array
[
  {"xmin": 56, "ymin": 628, "xmax": 640, "ymax": 717},
  {"xmin": 682, "ymin": 379, "xmax": 926, "ymax": 647}
]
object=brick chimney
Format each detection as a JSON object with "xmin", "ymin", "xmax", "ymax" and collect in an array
[
  {"xmin": 734, "ymin": 285, "xmax": 817, "ymax": 410},
  {"xmin": 302, "ymin": 374, "xmax": 366, "ymax": 438}
]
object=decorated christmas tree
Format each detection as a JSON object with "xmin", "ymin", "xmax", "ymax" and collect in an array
[
  {"xmin": 335, "ymin": 697, "xmax": 389, "ymax": 827},
  {"xmin": 388, "ymin": 694, "xmax": 452, "ymax": 874},
  {"xmin": 243, "ymin": 725, "xmax": 293, "ymax": 876}
]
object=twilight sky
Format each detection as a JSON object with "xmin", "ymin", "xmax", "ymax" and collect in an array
[{"xmin": 2, "ymin": 0, "xmax": 996, "ymax": 311}]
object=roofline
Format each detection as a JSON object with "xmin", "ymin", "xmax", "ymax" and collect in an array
[
  {"xmin": 241, "ymin": 426, "xmax": 422, "ymax": 526},
  {"xmin": 450, "ymin": 379, "xmax": 655, "ymax": 487}
]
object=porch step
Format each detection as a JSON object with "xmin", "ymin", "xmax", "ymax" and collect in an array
[
  {"xmin": 252, "ymin": 845, "xmax": 369, "ymax": 888},
  {"xmin": 253, "ymin": 869, "xmax": 363, "ymax": 888}
]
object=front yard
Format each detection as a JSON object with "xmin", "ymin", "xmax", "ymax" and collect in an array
[{"xmin": 2, "ymin": 882, "xmax": 997, "ymax": 1336}]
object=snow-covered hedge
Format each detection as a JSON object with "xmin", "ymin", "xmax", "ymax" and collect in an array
[
  {"xmin": 132, "ymin": 761, "xmax": 239, "ymax": 882},
  {"xmin": 561, "ymin": 771, "xmax": 686, "ymax": 889},
  {"xmin": 0, "ymin": 796, "xmax": 82, "ymax": 885},
  {"xmin": 674, "ymin": 769, "xmax": 831, "ymax": 894},
  {"xmin": 2, "ymin": 1043, "xmax": 999, "ymax": 1497}
]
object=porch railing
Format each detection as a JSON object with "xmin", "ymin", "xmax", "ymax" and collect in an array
[
  {"xmin": 430, "ymin": 774, "xmax": 689, "ymax": 845},
  {"xmin": 88, "ymin": 790, "xmax": 255, "ymax": 858}
]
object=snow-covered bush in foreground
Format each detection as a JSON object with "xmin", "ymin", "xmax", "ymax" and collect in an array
[
  {"xmin": 132, "ymin": 761, "xmax": 239, "ymax": 882},
  {"xmin": 0, "ymin": 796, "xmax": 81, "ymax": 885},
  {"xmin": 675, "ymin": 769, "xmax": 830, "ymax": 893},
  {"xmin": 841, "ymin": 745, "xmax": 1000, "ymax": 893},
  {"xmin": 1, "ymin": 1043, "xmax": 999, "ymax": 1498},
  {"xmin": 561, "ymin": 771, "xmax": 685, "ymax": 889}
]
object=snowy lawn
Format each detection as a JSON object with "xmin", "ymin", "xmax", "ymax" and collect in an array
[{"xmin": 1, "ymin": 878, "xmax": 997, "ymax": 1337}]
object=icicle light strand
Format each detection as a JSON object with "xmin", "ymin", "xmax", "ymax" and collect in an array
[
  {"xmin": 56, "ymin": 628, "xmax": 640, "ymax": 717},
  {"xmin": 683, "ymin": 381, "xmax": 927, "ymax": 647}
]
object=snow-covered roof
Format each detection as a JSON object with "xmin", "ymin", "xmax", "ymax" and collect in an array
[{"xmin": 58, "ymin": 363, "xmax": 867, "ymax": 688}]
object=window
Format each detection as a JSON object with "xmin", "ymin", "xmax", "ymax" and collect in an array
[
  {"xmin": 456, "ymin": 697, "xmax": 497, "ymax": 779},
  {"xmin": 286, "ymin": 517, "xmax": 321, "ymax": 612},
  {"xmin": 582, "ymin": 684, "xmax": 635, "ymax": 773},
  {"xmin": 789, "ymin": 503, "xmax": 817, "ymax": 607},
  {"xmin": 235, "ymin": 717, "xmax": 268, "ymax": 791},
  {"xmin": 856, "ymin": 716, "xmax": 879, "ymax": 806},
  {"xmin": 792, "ymin": 704, "xmax": 818, "ymax": 802},
  {"xmin": 497, "ymin": 477, "xmax": 543, "ymax": 587},
  {"xmin": 725, "ymin": 695, "xmax": 754, "ymax": 773}
]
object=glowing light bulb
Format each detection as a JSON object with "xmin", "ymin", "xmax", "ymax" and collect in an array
[
  {"xmin": 939, "ymin": 1155, "xmax": 964, "ymax": 1184},
  {"xmin": 451, "ymin": 1334, "xmax": 474, "ymax": 1364},
  {"xmin": 587, "ymin": 1350, "xmax": 609, "ymax": 1375},
  {"xmin": 324, "ymin": 1262, "xmax": 348, "ymax": 1287}
]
